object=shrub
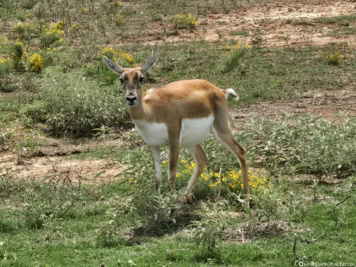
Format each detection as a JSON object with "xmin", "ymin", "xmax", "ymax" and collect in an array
[
  {"xmin": 101, "ymin": 47, "xmax": 134, "ymax": 66},
  {"xmin": 151, "ymin": 13, "xmax": 163, "ymax": 22},
  {"xmin": 9, "ymin": 41, "xmax": 26, "ymax": 71},
  {"xmin": 40, "ymin": 22, "xmax": 65, "ymax": 48},
  {"xmin": 20, "ymin": 100, "xmax": 47, "ymax": 122},
  {"xmin": 114, "ymin": 0, "xmax": 124, "ymax": 8},
  {"xmin": 222, "ymin": 43, "xmax": 249, "ymax": 73},
  {"xmin": 161, "ymin": 159, "xmax": 269, "ymax": 195},
  {"xmin": 13, "ymin": 22, "xmax": 35, "ymax": 41},
  {"xmin": 0, "ymin": 57, "xmax": 13, "ymax": 75},
  {"xmin": 325, "ymin": 51, "xmax": 344, "ymax": 66},
  {"xmin": 27, "ymin": 53, "xmax": 43, "ymax": 72},
  {"xmin": 246, "ymin": 114, "xmax": 356, "ymax": 178},
  {"xmin": 115, "ymin": 13, "xmax": 125, "ymax": 27},
  {"xmin": 191, "ymin": 202, "xmax": 227, "ymax": 261},
  {"xmin": 173, "ymin": 14, "xmax": 197, "ymax": 30},
  {"xmin": 24, "ymin": 68, "xmax": 129, "ymax": 137}
]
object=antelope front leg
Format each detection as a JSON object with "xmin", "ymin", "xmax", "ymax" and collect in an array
[{"xmin": 150, "ymin": 146, "xmax": 162, "ymax": 192}]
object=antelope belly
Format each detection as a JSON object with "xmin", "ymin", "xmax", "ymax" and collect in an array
[
  {"xmin": 133, "ymin": 115, "xmax": 214, "ymax": 147},
  {"xmin": 133, "ymin": 120, "xmax": 169, "ymax": 146},
  {"xmin": 180, "ymin": 115, "xmax": 214, "ymax": 147}
]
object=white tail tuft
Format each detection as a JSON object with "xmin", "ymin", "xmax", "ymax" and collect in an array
[{"xmin": 224, "ymin": 88, "xmax": 239, "ymax": 101}]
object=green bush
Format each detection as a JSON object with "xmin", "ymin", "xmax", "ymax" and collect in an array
[
  {"xmin": 246, "ymin": 114, "xmax": 356, "ymax": 178},
  {"xmin": 325, "ymin": 51, "xmax": 344, "ymax": 66},
  {"xmin": 173, "ymin": 14, "xmax": 197, "ymax": 30},
  {"xmin": 13, "ymin": 22, "xmax": 35, "ymax": 41},
  {"xmin": 21, "ymin": 100, "xmax": 47, "ymax": 122},
  {"xmin": 9, "ymin": 41, "xmax": 26, "ymax": 71},
  {"xmin": 24, "ymin": 67, "xmax": 130, "ymax": 137},
  {"xmin": 222, "ymin": 43, "xmax": 249, "ymax": 73}
]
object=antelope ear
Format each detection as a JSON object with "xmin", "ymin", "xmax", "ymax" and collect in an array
[
  {"xmin": 102, "ymin": 56, "xmax": 124, "ymax": 74},
  {"xmin": 141, "ymin": 52, "xmax": 160, "ymax": 73}
]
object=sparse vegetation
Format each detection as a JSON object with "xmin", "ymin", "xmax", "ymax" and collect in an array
[
  {"xmin": 173, "ymin": 14, "xmax": 197, "ymax": 30},
  {"xmin": 24, "ymin": 67, "xmax": 129, "ymax": 137},
  {"xmin": 325, "ymin": 51, "xmax": 344, "ymax": 66},
  {"xmin": 1, "ymin": 0, "xmax": 356, "ymax": 266}
]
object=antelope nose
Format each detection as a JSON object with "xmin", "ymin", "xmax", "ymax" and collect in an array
[{"xmin": 126, "ymin": 96, "xmax": 137, "ymax": 105}]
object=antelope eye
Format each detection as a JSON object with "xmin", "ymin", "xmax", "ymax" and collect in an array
[
  {"xmin": 138, "ymin": 76, "xmax": 144, "ymax": 82},
  {"xmin": 119, "ymin": 77, "xmax": 124, "ymax": 83}
]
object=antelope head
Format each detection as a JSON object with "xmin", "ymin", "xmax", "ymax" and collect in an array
[{"xmin": 103, "ymin": 52, "xmax": 160, "ymax": 107}]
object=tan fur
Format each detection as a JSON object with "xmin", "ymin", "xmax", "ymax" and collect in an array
[
  {"xmin": 103, "ymin": 56, "xmax": 250, "ymax": 199},
  {"xmin": 130, "ymin": 79, "xmax": 223, "ymax": 121}
]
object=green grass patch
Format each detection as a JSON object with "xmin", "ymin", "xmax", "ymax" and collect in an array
[
  {"xmin": 0, "ymin": 171, "xmax": 355, "ymax": 266},
  {"xmin": 244, "ymin": 114, "xmax": 356, "ymax": 178},
  {"xmin": 2, "ymin": 112, "xmax": 356, "ymax": 265},
  {"xmin": 1, "ymin": 1, "xmax": 356, "ymax": 265},
  {"xmin": 229, "ymin": 29, "xmax": 249, "ymax": 36}
]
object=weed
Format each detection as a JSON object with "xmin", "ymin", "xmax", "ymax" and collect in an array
[
  {"xmin": 163, "ymin": 158, "xmax": 269, "ymax": 196},
  {"xmin": 1, "ymin": 1, "xmax": 356, "ymax": 266},
  {"xmin": 27, "ymin": 53, "xmax": 43, "ymax": 72},
  {"xmin": 325, "ymin": 51, "xmax": 344, "ymax": 66},
  {"xmin": 251, "ymin": 29, "xmax": 263, "ymax": 47},
  {"xmin": 115, "ymin": 13, "xmax": 125, "ymax": 27},
  {"xmin": 191, "ymin": 202, "xmax": 228, "ymax": 253},
  {"xmin": 0, "ymin": 56, "xmax": 14, "ymax": 92},
  {"xmin": 245, "ymin": 114, "xmax": 356, "ymax": 179},
  {"xmin": 151, "ymin": 13, "xmax": 163, "ymax": 22},
  {"xmin": 173, "ymin": 14, "xmax": 197, "ymax": 30},
  {"xmin": 40, "ymin": 22, "xmax": 65, "ymax": 48},
  {"xmin": 9, "ymin": 40, "xmax": 26, "ymax": 71},
  {"xmin": 13, "ymin": 22, "xmax": 35, "ymax": 41},
  {"xmin": 95, "ymin": 196, "xmax": 134, "ymax": 247},
  {"xmin": 23, "ymin": 67, "xmax": 129, "ymax": 137},
  {"xmin": 229, "ymin": 29, "xmax": 249, "ymax": 36},
  {"xmin": 222, "ymin": 42, "xmax": 249, "ymax": 73},
  {"xmin": 101, "ymin": 47, "xmax": 134, "ymax": 66}
]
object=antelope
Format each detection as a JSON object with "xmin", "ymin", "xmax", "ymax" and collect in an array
[{"xmin": 103, "ymin": 52, "xmax": 250, "ymax": 201}]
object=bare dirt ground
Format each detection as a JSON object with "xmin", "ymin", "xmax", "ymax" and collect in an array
[
  {"xmin": 137, "ymin": 1, "xmax": 356, "ymax": 48},
  {"xmin": 0, "ymin": 152, "xmax": 126, "ymax": 183},
  {"xmin": 231, "ymin": 90, "xmax": 356, "ymax": 127},
  {"xmin": 1, "ymin": 0, "xmax": 355, "ymax": 181}
]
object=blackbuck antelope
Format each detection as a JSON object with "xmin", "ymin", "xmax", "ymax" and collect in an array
[{"xmin": 103, "ymin": 52, "xmax": 250, "ymax": 201}]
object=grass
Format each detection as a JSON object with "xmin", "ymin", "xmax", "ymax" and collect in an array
[
  {"xmin": 1, "ymin": 0, "xmax": 356, "ymax": 266},
  {"xmin": 3, "ymin": 41, "xmax": 352, "ymax": 138},
  {"xmin": 2, "ymin": 114, "xmax": 356, "ymax": 266},
  {"xmin": 1, "ymin": 167, "xmax": 355, "ymax": 266},
  {"xmin": 291, "ymin": 15, "xmax": 356, "ymax": 37},
  {"xmin": 229, "ymin": 30, "xmax": 249, "ymax": 36}
]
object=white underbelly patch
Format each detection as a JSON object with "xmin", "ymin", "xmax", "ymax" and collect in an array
[
  {"xmin": 180, "ymin": 115, "xmax": 214, "ymax": 147},
  {"xmin": 133, "ymin": 120, "xmax": 169, "ymax": 146},
  {"xmin": 133, "ymin": 115, "xmax": 214, "ymax": 147}
]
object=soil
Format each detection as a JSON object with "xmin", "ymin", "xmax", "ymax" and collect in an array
[
  {"xmin": 0, "ymin": 152, "xmax": 126, "ymax": 184},
  {"xmin": 132, "ymin": 1, "xmax": 356, "ymax": 48},
  {"xmin": 1, "ymin": 0, "xmax": 355, "ymax": 181}
]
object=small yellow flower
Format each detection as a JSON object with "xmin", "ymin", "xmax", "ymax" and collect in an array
[
  {"xmin": 28, "ymin": 53, "xmax": 43, "ymax": 72},
  {"xmin": 173, "ymin": 14, "xmax": 197, "ymax": 29}
]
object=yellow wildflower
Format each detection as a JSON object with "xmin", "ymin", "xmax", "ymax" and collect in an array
[{"xmin": 28, "ymin": 53, "xmax": 43, "ymax": 72}]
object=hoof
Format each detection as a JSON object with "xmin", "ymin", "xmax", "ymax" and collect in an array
[{"xmin": 178, "ymin": 193, "xmax": 193, "ymax": 204}]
